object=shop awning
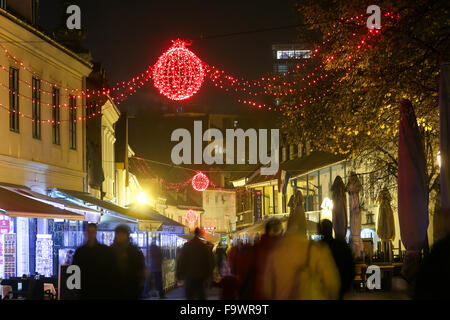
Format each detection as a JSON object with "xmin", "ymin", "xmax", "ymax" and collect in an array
[
  {"xmin": 128, "ymin": 204, "xmax": 187, "ymax": 229},
  {"xmin": 13, "ymin": 187, "xmax": 101, "ymax": 222},
  {"xmin": 56, "ymin": 189, "xmax": 187, "ymax": 234},
  {"xmin": 0, "ymin": 186, "xmax": 84, "ymax": 220},
  {"xmin": 179, "ymin": 233, "xmax": 221, "ymax": 244},
  {"xmin": 200, "ymin": 232, "xmax": 221, "ymax": 244}
]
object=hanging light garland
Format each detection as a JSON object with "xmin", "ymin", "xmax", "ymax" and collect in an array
[
  {"xmin": 0, "ymin": 11, "xmax": 399, "ymax": 120},
  {"xmin": 130, "ymin": 157, "xmax": 221, "ymax": 192}
]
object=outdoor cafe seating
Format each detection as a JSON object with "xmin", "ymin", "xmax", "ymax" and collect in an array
[{"xmin": 353, "ymin": 239, "xmax": 405, "ymax": 292}]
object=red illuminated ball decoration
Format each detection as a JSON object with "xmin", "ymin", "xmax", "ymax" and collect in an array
[
  {"xmin": 153, "ymin": 39, "xmax": 205, "ymax": 101},
  {"xmin": 185, "ymin": 209, "xmax": 198, "ymax": 224},
  {"xmin": 191, "ymin": 172, "xmax": 209, "ymax": 192}
]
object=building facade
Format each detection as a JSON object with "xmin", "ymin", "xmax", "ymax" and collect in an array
[
  {"xmin": 0, "ymin": 3, "xmax": 94, "ymax": 279},
  {"xmin": 0, "ymin": 7, "xmax": 92, "ymax": 194}
]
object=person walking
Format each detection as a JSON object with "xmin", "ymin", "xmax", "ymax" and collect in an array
[
  {"xmin": 252, "ymin": 218, "xmax": 283, "ymax": 299},
  {"xmin": 228, "ymin": 239, "xmax": 242, "ymax": 276},
  {"xmin": 72, "ymin": 223, "xmax": 115, "ymax": 300},
  {"xmin": 261, "ymin": 191, "xmax": 341, "ymax": 300},
  {"xmin": 148, "ymin": 240, "xmax": 165, "ymax": 298},
  {"xmin": 319, "ymin": 219, "xmax": 355, "ymax": 299},
  {"xmin": 214, "ymin": 246, "xmax": 238, "ymax": 300},
  {"xmin": 176, "ymin": 228, "xmax": 214, "ymax": 300},
  {"xmin": 233, "ymin": 240, "xmax": 255, "ymax": 299},
  {"xmin": 111, "ymin": 225, "xmax": 146, "ymax": 300}
]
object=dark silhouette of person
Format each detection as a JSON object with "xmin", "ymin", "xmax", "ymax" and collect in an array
[
  {"xmin": 111, "ymin": 225, "xmax": 146, "ymax": 300},
  {"xmin": 228, "ymin": 239, "xmax": 243, "ymax": 276},
  {"xmin": 215, "ymin": 246, "xmax": 227, "ymax": 274},
  {"xmin": 233, "ymin": 240, "xmax": 255, "ymax": 300},
  {"xmin": 72, "ymin": 223, "xmax": 115, "ymax": 299},
  {"xmin": 414, "ymin": 234, "xmax": 450, "ymax": 299},
  {"xmin": 213, "ymin": 245, "xmax": 238, "ymax": 300},
  {"xmin": 319, "ymin": 219, "xmax": 355, "ymax": 299},
  {"xmin": 253, "ymin": 218, "xmax": 283, "ymax": 299},
  {"xmin": 149, "ymin": 240, "xmax": 165, "ymax": 298},
  {"xmin": 176, "ymin": 228, "xmax": 214, "ymax": 300}
]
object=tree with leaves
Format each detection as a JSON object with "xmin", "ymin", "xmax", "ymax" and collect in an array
[{"xmin": 278, "ymin": 0, "xmax": 448, "ymax": 207}]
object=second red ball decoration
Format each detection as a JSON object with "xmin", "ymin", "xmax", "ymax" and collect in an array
[
  {"xmin": 191, "ymin": 172, "xmax": 209, "ymax": 192},
  {"xmin": 152, "ymin": 39, "xmax": 205, "ymax": 101},
  {"xmin": 185, "ymin": 209, "xmax": 199, "ymax": 224}
]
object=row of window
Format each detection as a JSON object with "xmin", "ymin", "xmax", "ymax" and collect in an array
[
  {"xmin": 8, "ymin": 67, "xmax": 77, "ymax": 149},
  {"xmin": 276, "ymin": 50, "xmax": 312, "ymax": 60}
]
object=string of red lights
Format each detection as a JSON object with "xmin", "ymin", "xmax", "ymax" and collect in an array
[{"xmin": 0, "ymin": 11, "xmax": 399, "ymax": 120}]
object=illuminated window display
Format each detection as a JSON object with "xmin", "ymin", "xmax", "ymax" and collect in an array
[
  {"xmin": 35, "ymin": 234, "xmax": 53, "ymax": 277},
  {"xmin": 2, "ymin": 233, "xmax": 16, "ymax": 278},
  {"xmin": 0, "ymin": 214, "xmax": 11, "ymax": 279}
]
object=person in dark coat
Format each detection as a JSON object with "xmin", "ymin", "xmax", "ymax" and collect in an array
[
  {"xmin": 319, "ymin": 219, "xmax": 355, "ymax": 299},
  {"xmin": 228, "ymin": 239, "xmax": 243, "ymax": 275},
  {"xmin": 234, "ymin": 241, "xmax": 255, "ymax": 300},
  {"xmin": 149, "ymin": 240, "xmax": 165, "ymax": 298},
  {"xmin": 253, "ymin": 218, "xmax": 283, "ymax": 299},
  {"xmin": 72, "ymin": 223, "xmax": 115, "ymax": 300},
  {"xmin": 414, "ymin": 234, "xmax": 450, "ymax": 299},
  {"xmin": 111, "ymin": 225, "xmax": 146, "ymax": 300},
  {"xmin": 213, "ymin": 246, "xmax": 238, "ymax": 300},
  {"xmin": 176, "ymin": 228, "xmax": 214, "ymax": 300}
]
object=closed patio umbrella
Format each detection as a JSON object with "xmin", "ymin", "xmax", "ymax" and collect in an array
[
  {"xmin": 433, "ymin": 183, "xmax": 446, "ymax": 243},
  {"xmin": 347, "ymin": 171, "xmax": 363, "ymax": 259},
  {"xmin": 377, "ymin": 187, "xmax": 396, "ymax": 261},
  {"xmin": 376, "ymin": 187, "xmax": 396, "ymax": 241},
  {"xmin": 398, "ymin": 99, "xmax": 429, "ymax": 282},
  {"xmin": 331, "ymin": 175, "xmax": 348, "ymax": 241},
  {"xmin": 440, "ymin": 63, "xmax": 450, "ymax": 235},
  {"xmin": 287, "ymin": 189, "xmax": 307, "ymax": 236}
]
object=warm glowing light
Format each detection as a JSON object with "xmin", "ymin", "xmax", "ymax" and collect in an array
[
  {"xmin": 137, "ymin": 192, "xmax": 148, "ymax": 205},
  {"xmin": 321, "ymin": 197, "xmax": 333, "ymax": 221},
  {"xmin": 153, "ymin": 40, "xmax": 205, "ymax": 100},
  {"xmin": 192, "ymin": 172, "xmax": 210, "ymax": 192}
]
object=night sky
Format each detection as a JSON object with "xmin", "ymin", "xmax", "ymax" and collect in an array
[{"xmin": 39, "ymin": 0, "xmax": 300, "ymax": 160}]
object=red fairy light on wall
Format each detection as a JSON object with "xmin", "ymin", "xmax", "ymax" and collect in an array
[
  {"xmin": 191, "ymin": 172, "xmax": 209, "ymax": 192},
  {"xmin": 152, "ymin": 40, "xmax": 205, "ymax": 101},
  {"xmin": 185, "ymin": 209, "xmax": 199, "ymax": 224}
]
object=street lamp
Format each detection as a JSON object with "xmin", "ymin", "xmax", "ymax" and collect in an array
[{"xmin": 137, "ymin": 191, "xmax": 148, "ymax": 205}]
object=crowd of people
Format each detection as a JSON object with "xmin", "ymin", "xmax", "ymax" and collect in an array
[
  {"xmin": 72, "ymin": 223, "xmax": 147, "ymax": 300},
  {"xmin": 175, "ymin": 217, "xmax": 356, "ymax": 300},
  {"xmin": 72, "ymin": 217, "xmax": 449, "ymax": 300}
]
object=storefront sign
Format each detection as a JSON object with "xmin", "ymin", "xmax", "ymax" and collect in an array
[
  {"xmin": 138, "ymin": 220, "xmax": 163, "ymax": 232},
  {"xmin": 162, "ymin": 225, "xmax": 185, "ymax": 235},
  {"xmin": 253, "ymin": 190, "xmax": 262, "ymax": 222},
  {"xmin": 85, "ymin": 212, "xmax": 101, "ymax": 223}
]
